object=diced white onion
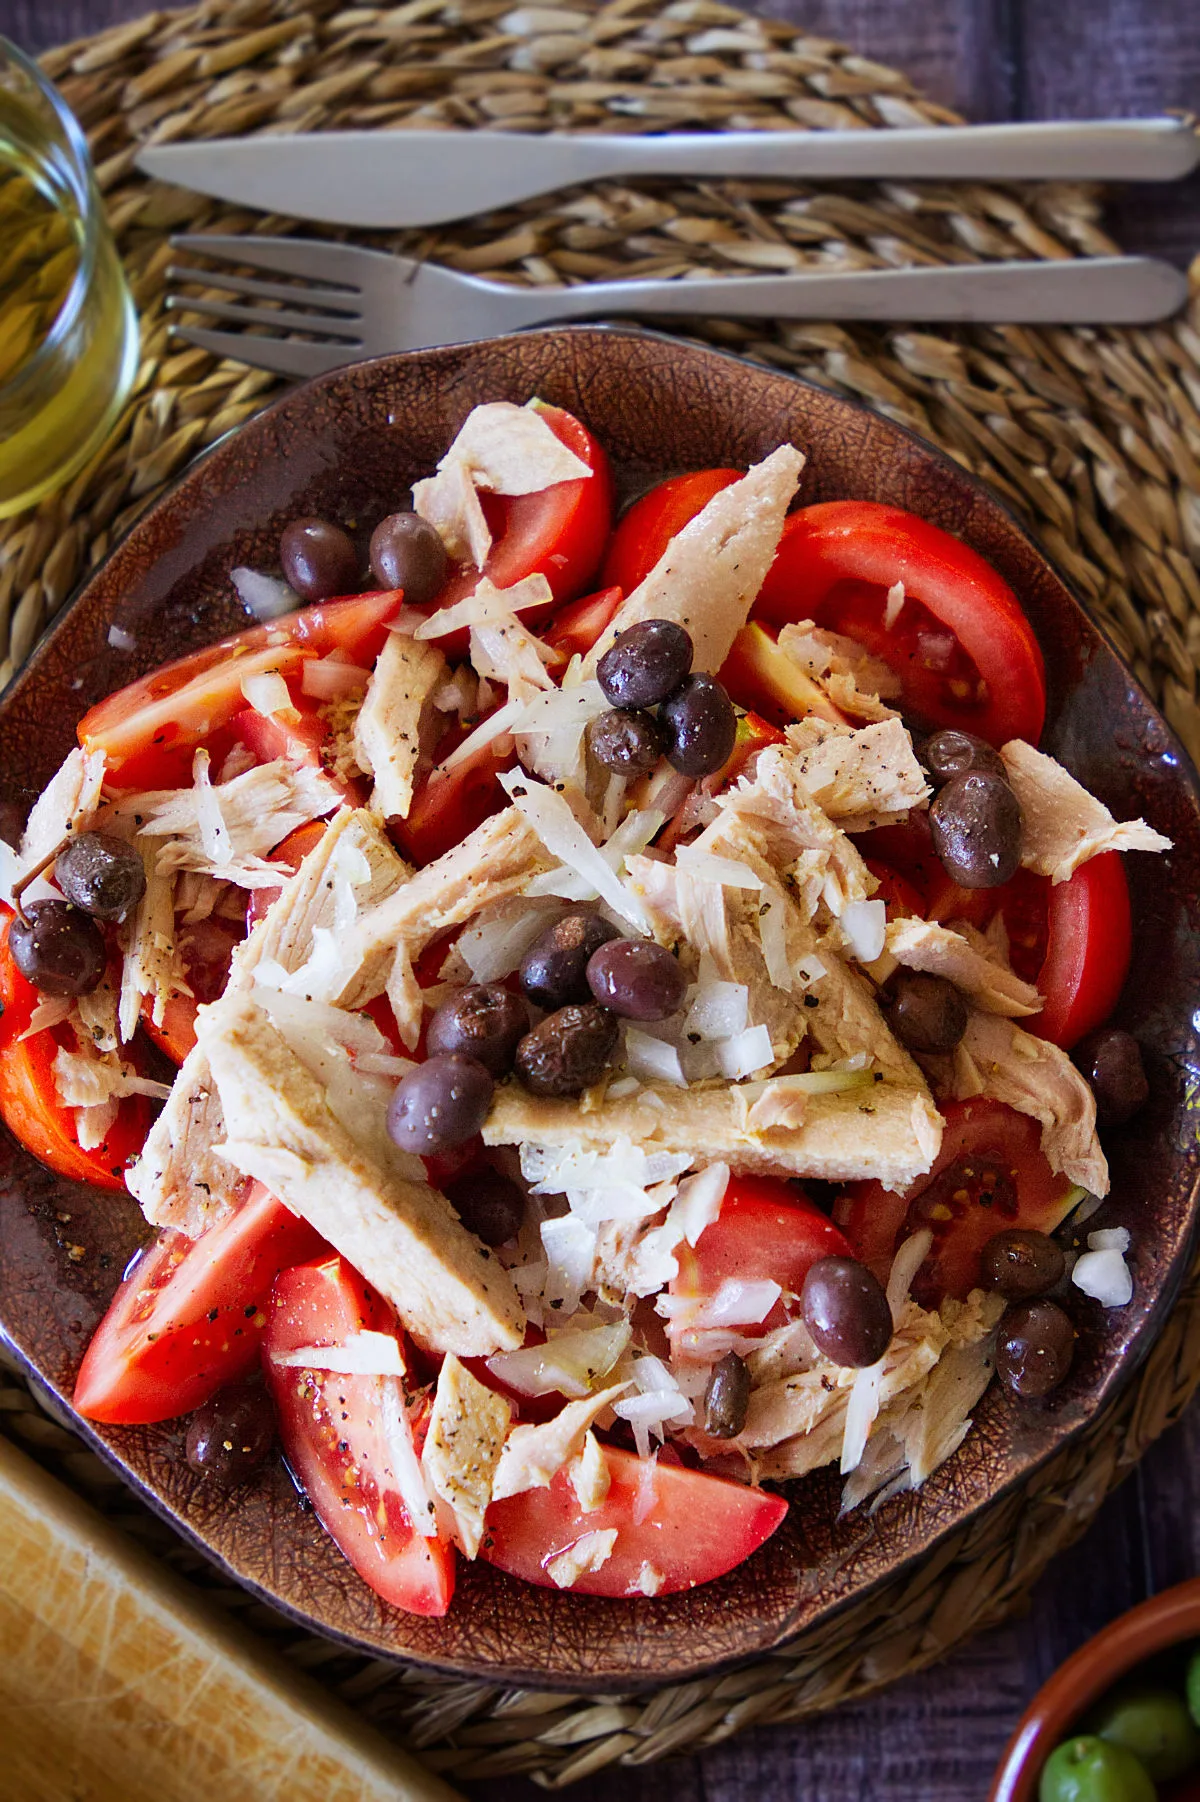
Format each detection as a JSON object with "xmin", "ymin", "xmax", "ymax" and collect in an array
[
  {"xmin": 612, "ymin": 1390, "xmax": 691, "ymax": 1427},
  {"xmin": 541, "ymin": 1215, "xmax": 597, "ymax": 1315},
  {"xmin": 840, "ymin": 1358, "xmax": 883, "ymax": 1474},
  {"xmin": 684, "ymin": 980, "xmax": 749, "ymax": 1043},
  {"xmin": 355, "ymin": 1052, "xmax": 416, "ymax": 1077},
  {"xmin": 415, "ymin": 572, "xmax": 553, "ymax": 641},
  {"xmin": 487, "ymin": 1321, "xmax": 630, "ymax": 1400},
  {"xmin": 276, "ymin": 1331, "xmax": 407, "ymax": 1376},
  {"xmin": 382, "ymin": 1378, "xmax": 440, "ymax": 1539},
  {"xmin": 301, "ymin": 657, "xmax": 371, "ymax": 700},
  {"xmin": 841, "ymin": 898, "xmax": 887, "ymax": 963},
  {"xmin": 500, "ymin": 769, "xmax": 649, "ymax": 933},
  {"xmin": 241, "ymin": 670, "xmax": 295, "ymax": 716},
  {"xmin": 884, "ymin": 580, "xmax": 905, "ymax": 630},
  {"xmin": 671, "ymin": 1163, "xmax": 728, "ymax": 1246},
  {"xmin": 624, "ymin": 1029, "xmax": 686, "ymax": 1088},
  {"xmin": 458, "ymin": 898, "xmax": 565, "ymax": 983},
  {"xmin": 231, "ymin": 566, "xmax": 299, "ymax": 620},
  {"xmin": 522, "ymin": 1138, "xmax": 692, "ymax": 1198},
  {"xmin": 796, "ymin": 954, "xmax": 827, "ymax": 988},
  {"xmin": 1088, "ymin": 1227, "xmax": 1131, "ymax": 1253},
  {"xmin": 758, "ymin": 891, "xmax": 791, "ymax": 990},
  {"xmin": 675, "ymin": 848, "xmax": 763, "ymax": 890},
  {"xmin": 715, "ymin": 1022, "xmax": 774, "ymax": 1080},
  {"xmin": 435, "ymin": 697, "xmax": 526, "ymax": 775},
  {"xmin": 191, "ymin": 748, "xmax": 233, "ymax": 867},
  {"xmin": 606, "ymin": 1075, "xmax": 641, "ymax": 1100},
  {"xmin": 107, "ymin": 623, "xmax": 136, "ymax": 652},
  {"xmin": 1073, "ymin": 1247, "xmax": 1133, "ymax": 1307},
  {"xmin": 658, "ymin": 1277, "xmax": 779, "ymax": 1329},
  {"xmin": 886, "ymin": 1230, "xmax": 932, "ymax": 1315}
]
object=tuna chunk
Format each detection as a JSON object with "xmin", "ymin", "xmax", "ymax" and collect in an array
[
  {"xmin": 784, "ymin": 717, "xmax": 930, "ymax": 833},
  {"xmin": 581, "ymin": 446, "xmax": 804, "ymax": 679},
  {"xmin": 422, "ymin": 1354, "xmax": 511, "ymax": 1558},
  {"xmin": 776, "ymin": 621, "xmax": 901, "ymax": 724},
  {"xmin": 117, "ymin": 839, "xmax": 183, "ymax": 1043},
  {"xmin": 353, "ymin": 631, "xmax": 447, "ymax": 821},
  {"xmin": 1001, "ymin": 739, "xmax": 1171, "ymax": 883},
  {"xmin": 925, "ymin": 1009, "xmax": 1108, "ymax": 1195},
  {"xmin": 484, "ymin": 1077, "xmax": 943, "ymax": 1190},
  {"xmin": 880, "ymin": 917, "xmax": 1042, "ymax": 1017},
  {"xmin": 19, "ymin": 746, "xmax": 107, "ymax": 867},
  {"xmin": 205, "ymin": 992, "xmax": 524, "ymax": 1357},
  {"xmin": 491, "ymin": 1383, "xmax": 629, "ymax": 1501},
  {"xmin": 128, "ymin": 808, "xmax": 408, "ymax": 1236}
]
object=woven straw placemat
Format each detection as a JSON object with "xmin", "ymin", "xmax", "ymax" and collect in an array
[{"xmin": 2, "ymin": 0, "xmax": 1200, "ymax": 1784}]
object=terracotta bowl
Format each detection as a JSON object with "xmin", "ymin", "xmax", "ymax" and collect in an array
[
  {"xmin": 1, "ymin": 327, "xmax": 1198, "ymax": 1689},
  {"xmin": 990, "ymin": 1578, "xmax": 1200, "ymax": 1800}
]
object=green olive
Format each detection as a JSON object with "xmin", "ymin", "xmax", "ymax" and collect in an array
[
  {"xmin": 1038, "ymin": 1736, "xmax": 1156, "ymax": 1802},
  {"xmin": 1092, "ymin": 1683, "xmax": 1200, "ymax": 1781}
]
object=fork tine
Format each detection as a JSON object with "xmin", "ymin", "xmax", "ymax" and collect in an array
[
  {"xmin": 166, "ymin": 291, "xmax": 365, "ymax": 342},
  {"xmin": 168, "ymin": 323, "xmax": 357, "ymax": 379},
  {"xmin": 170, "ymin": 233, "xmax": 380, "ymax": 289},
  {"xmin": 166, "ymin": 264, "xmax": 362, "ymax": 317}
]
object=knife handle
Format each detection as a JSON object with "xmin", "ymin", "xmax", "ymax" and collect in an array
[{"xmin": 505, "ymin": 257, "xmax": 1187, "ymax": 327}]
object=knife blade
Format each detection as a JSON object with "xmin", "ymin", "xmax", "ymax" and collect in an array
[{"xmin": 137, "ymin": 118, "xmax": 1200, "ymax": 231}]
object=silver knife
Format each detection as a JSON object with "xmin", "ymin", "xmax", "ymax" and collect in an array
[{"xmin": 137, "ymin": 118, "xmax": 1200, "ymax": 231}]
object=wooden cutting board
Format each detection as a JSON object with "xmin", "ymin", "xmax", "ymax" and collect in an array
[{"xmin": 0, "ymin": 1433, "xmax": 462, "ymax": 1802}]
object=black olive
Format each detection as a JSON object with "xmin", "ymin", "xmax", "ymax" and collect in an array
[
  {"xmin": 9, "ymin": 899, "xmax": 106, "ymax": 996},
  {"xmin": 1072, "ymin": 1027, "xmax": 1149, "ymax": 1127},
  {"xmin": 995, "ymin": 1299, "xmax": 1075, "ymax": 1398},
  {"xmin": 921, "ymin": 728, "xmax": 1007, "ymax": 788},
  {"xmin": 879, "ymin": 969, "xmax": 968, "ymax": 1054},
  {"xmin": 426, "ymin": 984, "xmax": 528, "ymax": 1077},
  {"xmin": 387, "ymin": 1054, "xmax": 494, "ymax": 1154},
  {"xmin": 704, "ymin": 1352, "xmax": 750, "ymax": 1438},
  {"xmin": 586, "ymin": 708, "xmax": 666, "ymax": 775},
  {"xmin": 185, "ymin": 1380, "xmax": 276, "ymax": 1487},
  {"xmin": 980, "ymin": 1229, "xmax": 1066, "ymax": 1300},
  {"xmin": 929, "ymin": 770, "xmax": 1023, "ymax": 888},
  {"xmin": 443, "ymin": 1167, "xmax": 526, "ymax": 1246},
  {"xmin": 514, "ymin": 1004, "xmax": 619, "ymax": 1096},
  {"xmin": 520, "ymin": 911, "xmax": 622, "ymax": 1010},
  {"xmin": 801, "ymin": 1256, "xmax": 893, "ymax": 1367},
  {"xmin": 660, "ymin": 673, "xmax": 737, "ymax": 777},
  {"xmin": 279, "ymin": 517, "xmax": 359, "ymax": 602},
  {"xmin": 55, "ymin": 832, "xmax": 146, "ymax": 922},
  {"xmin": 596, "ymin": 618, "xmax": 693, "ymax": 710},
  {"xmin": 368, "ymin": 511, "xmax": 449, "ymax": 606},
  {"xmin": 585, "ymin": 938, "xmax": 687, "ymax": 1021}
]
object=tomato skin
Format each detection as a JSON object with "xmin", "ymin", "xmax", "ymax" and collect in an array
[
  {"xmin": 1030, "ymin": 852, "xmax": 1132, "ymax": 1050},
  {"xmin": 482, "ymin": 1440, "xmax": 786, "ymax": 1596},
  {"xmin": 264, "ymin": 1255, "xmax": 456, "ymax": 1617},
  {"xmin": 542, "ymin": 585, "xmax": 623, "ymax": 661},
  {"xmin": 601, "ymin": 468, "xmax": 742, "ymax": 596},
  {"xmin": 863, "ymin": 858, "xmax": 925, "ymax": 923},
  {"xmin": 392, "ymin": 722, "xmax": 516, "ymax": 867},
  {"xmin": 428, "ymin": 406, "xmax": 613, "ymax": 659},
  {"xmin": 668, "ymin": 1175, "xmax": 852, "ymax": 1355},
  {"xmin": 78, "ymin": 588, "xmax": 404, "ymax": 779},
  {"xmin": 836, "ymin": 1098, "xmax": 1077, "ymax": 1305},
  {"xmin": 755, "ymin": 502, "xmax": 1046, "ymax": 747},
  {"xmin": 0, "ymin": 918, "xmax": 149, "ymax": 1190},
  {"xmin": 73, "ymin": 1182, "xmax": 323, "ymax": 1423}
]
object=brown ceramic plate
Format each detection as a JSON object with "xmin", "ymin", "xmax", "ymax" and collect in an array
[{"xmin": 0, "ymin": 328, "xmax": 1197, "ymax": 1690}]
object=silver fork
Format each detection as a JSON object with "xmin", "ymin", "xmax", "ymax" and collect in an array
[{"xmin": 166, "ymin": 234, "xmax": 1188, "ymax": 379}]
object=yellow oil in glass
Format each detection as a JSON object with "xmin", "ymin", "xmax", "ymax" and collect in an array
[{"xmin": 0, "ymin": 69, "xmax": 138, "ymax": 518}]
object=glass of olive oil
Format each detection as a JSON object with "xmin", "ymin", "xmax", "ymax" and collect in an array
[{"xmin": 0, "ymin": 37, "xmax": 138, "ymax": 517}]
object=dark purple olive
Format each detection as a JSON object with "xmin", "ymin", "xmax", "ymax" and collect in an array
[
  {"xmin": 587, "ymin": 708, "xmax": 666, "ymax": 775},
  {"xmin": 1072, "ymin": 1027, "xmax": 1149, "ymax": 1127},
  {"xmin": 368, "ymin": 510, "xmax": 448, "ymax": 606},
  {"xmin": 704, "ymin": 1351, "xmax": 750, "ymax": 1439},
  {"xmin": 597, "ymin": 618, "xmax": 693, "ymax": 710},
  {"xmin": 514, "ymin": 1004, "xmax": 619, "ymax": 1096},
  {"xmin": 426, "ymin": 984, "xmax": 528, "ymax": 1077},
  {"xmin": 921, "ymin": 729, "xmax": 1007, "ymax": 788},
  {"xmin": 387, "ymin": 1054, "xmax": 494, "ymax": 1154},
  {"xmin": 586, "ymin": 937, "xmax": 686, "ymax": 1021},
  {"xmin": 519, "ymin": 911, "xmax": 622, "ymax": 1010},
  {"xmin": 880, "ymin": 969, "xmax": 968, "ymax": 1054},
  {"xmin": 996, "ymin": 1299, "xmax": 1075, "ymax": 1398},
  {"xmin": 9, "ymin": 899, "xmax": 106, "ymax": 996},
  {"xmin": 929, "ymin": 770, "xmax": 1023, "ymax": 888},
  {"xmin": 660, "ymin": 672, "xmax": 738, "ymax": 777},
  {"xmin": 801, "ymin": 1256, "xmax": 893, "ymax": 1367},
  {"xmin": 279, "ymin": 517, "xmax": 359, "ymax": 602},
  {"xmin": 980, "ymin": 1229, "xmax": 1066, "ymax": 1300},
  {"xmin": 443, "ymin": 1167, "xmax": 526, "ymax": 1246},
  {"xmin": 55, "ymin": 832, "xmax": 146, "ymax": 922},
  {"xmin": 185, "ymin": 1381, "xmax": 275, "ymax": 1487}
]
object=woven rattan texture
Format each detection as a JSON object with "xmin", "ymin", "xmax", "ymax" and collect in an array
[{"xmin": 1, "ymin": 0, "xmax": 1199, "ymax": 1782}]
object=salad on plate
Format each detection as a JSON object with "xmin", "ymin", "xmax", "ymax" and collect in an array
[{"xmin": 0, "ymin": 397, "xmax": 1172, "ymax": 1617}]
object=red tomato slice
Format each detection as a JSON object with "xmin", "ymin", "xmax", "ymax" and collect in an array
[
  {"xmin": 264, "ymin": 1255, "xmax": 456, "ymax": 1617},
  {"xmin": 427, "ymin": 406, "xmax": 613, "ymax": 659},
  {"xmin": 392, "ymin": 719, "xmax": 517, "ymax": 867},
  {"xmin": 601, "ymin": 468, "xmax": 742, "ymax": 596},
  {"xmin": 1023, "ymin": 852, "xmax": 1132, "ymax": 1050},
  {"xmin": 836, "ymin": 1098, "xmax": 1078, "ymax": 1306},
  {"xmin": 0, "ymin": 917, "xmax": 150, "ymax": 1190},
  {"xmin": 482, "ymin": 1439, "xmax": 786, "ymax": 1596},
  {"xmin": 245, "ymin": 818, "xmax": 331, "ymax": 931},
  {"xmin": 73, "ymin": 1181, "xmax": 323, "ymax": 1423},
  {"xmin": 863, "ymin": 858, "xmax": 925, "ymax": 923},
  {"xmin": 541, "ymin": 584, "xmax": 623, "ymax": 660},
  {"xmin": 719, "ymin": 622, "xmax": 847, "ymax": 731},
  {"xmin": 140, "ymin": 913, "xmax": 246, "ymax": 1066},
  {"xmin": 668, "ymin": 1175, "xmax": 852, "ymax": 1356},
  {"xmin": 78, "ymin": 589, "xmax": 403, "ymax": 781},
  {"xmin": 755, "ymin": 502, "xmax": 1046, "ymax": 746}
]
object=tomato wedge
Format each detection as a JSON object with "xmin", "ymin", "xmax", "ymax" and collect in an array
[
  {"xmin": 73, "ymin": 1181, "xmax": 323, "ymax": 1423},
  {"xmin": 601, "ymin": 468, "xmax": 742, "ymax": 596},
  {"xmin": 482, "ymin": 1440, "xmax": 786, "ymax": 1596},
  {"xmin": 863, "ymin": 857, "xmax": 925, "ymax": 923},
  {"xmin": 0, "ymin": 917, "xmax": 150, "ymax": 1189},
  {"xmin": 755, "ymin": 501, "xmax": 1046, "ymax": 747},
  {"xmin": 392, "ymin": 717, "xmax": 516, "ymax": 867},
  {"xmin": 428, "ymin": 406, "xmax": 613, "ymax": 658},
  {"xmin": 668, "ymin": 1175, "xmax": 852, "ymax": 1356},
  {"xmin": 541, "ymin": 584, "xmax": 623, "ymax": 661},
  {"xmin": 79, "ymin": 588, "xmax": 404, "ymax": 780},
  {"xmin": 264, "ymin": 1255, "xmax": 456, "ymax": 1617},
  {"xmin": 836, "ymin": 1098, "xmax": 1078, "ymax": 1306},
  {"xmin": 1022, "ymin": 853, "xmax": 1132, "ymax": 1050}
]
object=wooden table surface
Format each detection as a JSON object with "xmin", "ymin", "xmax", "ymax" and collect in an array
[{"xmin": 3, "ymin": 2, "xmax": 1199, "ymax": 1798}]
